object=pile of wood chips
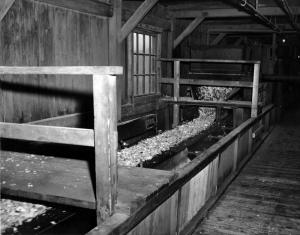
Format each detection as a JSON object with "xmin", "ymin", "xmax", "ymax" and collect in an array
[
  {"xmin": 0, "ymin": 198, "xmax": 50, "ymax": 233},
  {"xmin": 118, "ymin": 112, "xmax": 215, "ymax": 167}
]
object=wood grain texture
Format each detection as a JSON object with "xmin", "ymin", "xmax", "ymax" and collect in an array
[
  {"xmin": 0, "ymin": 0, "xmax": 15, "ymax": 22},
  {"xmin": 193, "ymin": 105, "xmax": 300, "ymax": 235},
  {"xmin": 0, "ymin": 150, "xmax": 174, "ymax": 213},
  {"xmin": 0, "ymin": 122, "xmax": 94, "ymax": 146},
  {"xmin": 173, "ymin": 17, "xmax": 205, "ymax": 49},
  {"xmin": 0, "ymin": 0, "xmax": 110, "ymax": 123}
]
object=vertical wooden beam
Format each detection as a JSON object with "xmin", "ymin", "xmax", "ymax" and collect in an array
[
  {"xmin": 173, "ymin": 17, "xmax": 205, "ymax": 49},
  {"xmin": 173, "ymin": 60, "xmax": 180, "ymax": 127},
  {"xmin": 210, "ymin": 33, "xmax": 226, "ymax": 46},
  {"xmin": 93, "ymin": 75, "xmax": 118, "ymax": 224},
  {"xmin": 272, "ymin": 33, "xmax": 277, "ymax": 61},
  {"xmin": 0, "ymin": 0, "xmax": 15, "ymax": 22},
  {"xmin": 233, "ymin": 135, "xmax": 239, "ymax": 172},
  {"xmin": 119, "ymin": 0, "xmax": 159, "ymax": 42},
  {"xmin": 109, "ymin": 0, "xmax": 122, "ymax": 121},
  {"xmin": 251, "ymin": 62, "xmax": 260, "ymax": 117}
]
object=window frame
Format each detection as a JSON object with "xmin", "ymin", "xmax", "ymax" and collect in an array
[{"xmin": 126, "ymin": 25, "xmax": 162, "ymax": 103}]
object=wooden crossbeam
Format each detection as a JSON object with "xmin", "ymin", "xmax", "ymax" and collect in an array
[
  {"xmin": 0, "ymin": 0, "xmax": 15, "ymax": 22},
  {"xmin": 210, "ymin": 33, "xmax": 226, "ymax": 45},
  {"xmin": 161, "ymin": 97, "xmax": 260, "ymax": 109},
  {"xmin": 161, "ymin": 77, "xmax": 253, "ymax": 88},
  {"xmin": 171, "ymin": 6, "xmax": 300, "ymax": 18},
  {"xmin": 0, "ymin": 66, "xmax": 123, "ymax": 75},
  {"xmin": 0, "ymin": 122, "xmax": 94, "ymax": 146},
  {"xmin": 34, "ymin": 0, "xmax": 112, "ymax": 17},
  {"xmin": 119, "ymin": 0, "xmax": 159, "ymax": 42},
  {"xmin": 173, "ymin": 17, "xmax": 205, "ymax": 49}
]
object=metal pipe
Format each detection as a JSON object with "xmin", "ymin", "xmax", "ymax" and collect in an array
[
  {"xmin": 276, "ymin": 0, "xmax": 300, "ymax": 32},
  {"xmin": 240, "ymin": 0, "xmax": 281, "ymax": 32}
]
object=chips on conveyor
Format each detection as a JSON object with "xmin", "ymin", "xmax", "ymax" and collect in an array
[
  {"xmin": 118, "ymin": 112, "xmax": 215, "ymax": 167},
  {"xmin": 0, "ymin": 199, "xmax": 50, "ymax": 233}
]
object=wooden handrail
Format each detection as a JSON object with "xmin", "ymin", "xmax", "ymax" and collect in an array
[
  {"xmin": 0, "ymin": 66, "xmax": 122, "ymax": 225},
  {"xmin": 160, "ymin": 58, "xmax": 260, "ymax": 64},
  {"xmin": 0, "ymin": 66, "xmax": 123, "ymax": 75}
]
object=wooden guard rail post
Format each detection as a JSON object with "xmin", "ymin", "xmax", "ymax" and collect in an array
[
  {"xmin": 160, "ymin": 59, "xmax": 261, "ymax": 127},
  {"xmin": 0, "ymin": 66, "xmax": 123, "ymax": 225}
]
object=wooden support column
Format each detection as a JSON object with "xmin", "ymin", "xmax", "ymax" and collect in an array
[
  {"xmin": 109, "ymin": 0, "xmax": 122, "ymax": 121},
  {"xmin": 173, "ymin": 60, "xmax": 180, "ymax": 128},
  {"xmin": 119, "ymin": 0, "xmax": 159, "ymax": 42},
  {"xmin": 210, "ymin": 33, "xmax": 226, "ymax": 46},
  {"xmin": 0, "ymin": 0, "xmax": 15, "ymax": 22},
  {"xmin": 93, "ymin": 75, "xmax": 118, "ymax": 224},
  {"xmin": 173, "ymin": 17, "xmax": 205, "ymax": 49},
  {"xmin": 251, "ymin": 62, "xmax": 260, "ymax": 117}
]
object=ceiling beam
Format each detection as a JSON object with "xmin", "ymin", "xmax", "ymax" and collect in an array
[
  {"xmin": 119, "ymin": 0, "xmax": 159, "ymax": 42},
  {"xmin": 0, "ymin": 0, "xmax": 15, "ymax": 22},
  {"xmin": 276, "ymin": 0, "xmax": 300, "ymax": 32},
  {"xmin": 171, "ymin": 6, "xmax": 300, "ymax": 18},
  {"xmin": 173, "ymin": 17, "xmax": 205, "ymax": 49},
  {"xmin": 34, "ymin": 0, "xmax": 112, "ymax": 17},
  {"xmin": 210, "ymin": 33, "xmax": 227, "ymax": 45}
]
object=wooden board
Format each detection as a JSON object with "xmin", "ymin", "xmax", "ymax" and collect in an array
[
  {"xmin": 193, "ymin": 105, "xmax": 300, "ymax": 235},
  {"xmin": 0, "ymin": 150, "xmax": 174, "ymax": 216}
]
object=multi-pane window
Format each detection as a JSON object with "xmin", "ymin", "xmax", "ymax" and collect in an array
[{"xmin": 129, "ymin": 31, "xmax": 158, "ymax": 96}]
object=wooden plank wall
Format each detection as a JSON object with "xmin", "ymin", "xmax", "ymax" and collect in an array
[
  {"xmin": 126, "ymin": 106, "xmax": 277, "ymax": 235},
  {"xmin": 0, "ymin": 0, "xmax": 108, "ymax": 123},
  {"xmin": 0, "ymin": 0, "xmax": 170, "ymax": 124}
]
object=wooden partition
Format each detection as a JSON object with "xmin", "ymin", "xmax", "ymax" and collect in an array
[
  {"xmin": 88, "ymin": 104, "xmax": 278, "ymax": 235},
  {"xmin": 0, "ymin": 66, "xmax": 123, "ymax": 224},
  {"xmin": 159, "ymin": 58, "xmax": 261, "ymax": 127}
]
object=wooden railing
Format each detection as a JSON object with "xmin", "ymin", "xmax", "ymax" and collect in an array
[
  {"xmin": 0, "ymin": 66, "xmax": 123, "ymax": 224},
  {"xmin": 160, "ymin": 58, "xmax": 261, "ymax": 127},
  {"xmin": 88, "ymin": 104, "xmax": 279, "ymax": 235}
]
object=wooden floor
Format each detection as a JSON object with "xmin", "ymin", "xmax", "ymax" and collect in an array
[{"xmin": 193, "ymin": 106, "xmax": 300, "ymax": 235}]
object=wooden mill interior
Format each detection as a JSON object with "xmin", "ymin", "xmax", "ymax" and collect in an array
[{"xmin": 1, "ymin": 0, "xmax": 300, "ymax": 234}]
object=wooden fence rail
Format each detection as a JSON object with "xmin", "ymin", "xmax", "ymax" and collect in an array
[
  {"xmin": 0, "ymin": 66, "xmax": 123, "ymax": 224},
  {"xmin": 88, "ymin": 104, "xmax": 278, "ymax": 235},
  {"xmin": 159, "ymin": 58, "xmax": 261, "ymax": 127}
]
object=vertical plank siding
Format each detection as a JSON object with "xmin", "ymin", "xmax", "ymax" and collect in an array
[
  {"xmin": 0, "ymin": 0, "xmax": 109, "ymax": 123},
  {"xmin": 124, "ymin": 106, "xmax": 277, "ymax": 235}
]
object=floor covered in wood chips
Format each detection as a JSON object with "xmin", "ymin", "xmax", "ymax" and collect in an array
[{"xmin": 193, "ymin": 105, "xmax": 300, "ymax": 235}]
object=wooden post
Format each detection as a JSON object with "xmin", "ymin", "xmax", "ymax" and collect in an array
[
  {"xmin": 93, "ymin": 75, "xmax": 118, "ymax": 224},
  {"xmin": 173, "ymin": 60, "xmax": 180, "ymax": 127},
  {"xmin": 248, "ymin": 127, "xmax": 253, "ymax": 154},
  {"xmin": 251, "ymin": 62, "xmax": 260, "ymax": 117},
  {"xmin": 109, "ymin": 0, "xmax": 122, "ymax": 121},
  {"xmin": 233, "ymin": 136, "xmax": 239, "ymax": 172}
]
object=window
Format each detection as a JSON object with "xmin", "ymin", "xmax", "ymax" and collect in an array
[{"xmin": 128, "ymin": 30, "xmax": 160, "ymax": 97}]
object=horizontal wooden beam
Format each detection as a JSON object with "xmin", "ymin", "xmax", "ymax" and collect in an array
[
  {"xmin": 119, "ymin": 0, "xmax": 159, "ymax": 42},
  {"xmin": 28, "ymin": 113, "xmax": 90, "ymax": 127},
  {"xmin": 0, "ymin": 0, "xmax": 15, "ymax": 22},
  {"xmin": 160, "ymin": 97, "xmax": 261, "ymax": 108},
  {"xmin": 173, "ymin": 17, "xmax": 205, "ymax": 49},
  {"xmin": 0, "ymin": 123, "xmax": 94, "ymax": 146},
  {"xmin": 34, "ymin": 0, "xmax": 112, "ymax": 17},
  {"xmin": 171, "ymin": 6, "xmax": 300, "ymax": 18},
  {"xmin": 161, "ymin": 78, "xmax": 253, "ymax": 88},
  {"xmin": 160, "ymin": 58, "xmax": 260, "ymax": 64},
  {"xmin": 0, "ymin": 66, "xmax": 123, "ymax": 75}
]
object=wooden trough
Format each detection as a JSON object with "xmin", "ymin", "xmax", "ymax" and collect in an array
[{"xmin": 1, "ymin": 66, "xmax": 280, "ymax": 234}]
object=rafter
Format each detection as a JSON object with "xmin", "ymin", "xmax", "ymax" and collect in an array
[
  {"xmin": 34, "ymin": 0, "xmax": 112, "ymax": 18},
  {"xmin": 119, "ymin": 0, "xmax": 159, "ymax": 42},
  {"xmin": 171, "ymin": 6, "xmax": 300, "ymax": 19},
  {"xmin": 0, "ymin": 0, "xmax": 15, "ymax": 22},
  {"xmin": 173, "ymin": 17, "xmax": 205, "ymax": 49}
]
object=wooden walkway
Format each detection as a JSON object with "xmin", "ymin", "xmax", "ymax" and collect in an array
[{"xmin": 192, "ymin": 106, "xmax": 300, "ymax": 235}]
